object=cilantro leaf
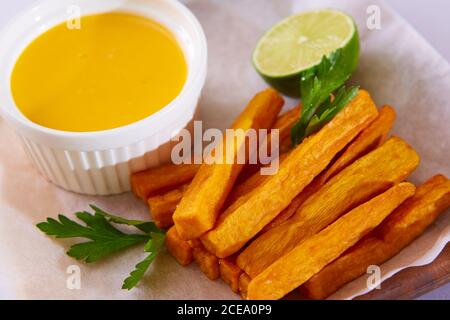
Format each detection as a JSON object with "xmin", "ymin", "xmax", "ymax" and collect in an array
[
  {"xmin": 291, "ymin": 49, "xmax": 358, "ymax": 145},
  {"xmin": 36, "ymin": 205, "xmax": 166, "ymax": 289}
]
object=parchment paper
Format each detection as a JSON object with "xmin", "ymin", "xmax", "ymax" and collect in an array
[{"xmin": 0, "ymin": 0, "xmax": 449, "ymax": 299}]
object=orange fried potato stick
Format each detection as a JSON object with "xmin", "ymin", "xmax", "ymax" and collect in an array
[
  {"xmin": 237, "ymin": 136, "xmax": 419, "ymax": 278},
  {"xmin": 146, "ymin": 106, "xmax": 299, "ymax": 229},
  {"xmin": 220, "ymin": 257, "xmax": 243, "ymax": 293},
  {"xmin": 131, "ymin": 163, "xmax": 200, "ymax": 201},
  {"xmin": 201, "ymin": 90, "xmax": 379, "ymax": 258},
  {"xmin": 165, "ymin": 227, "xmax": 193, "ymax": 266},
  {"xmin": 173, "ymin": 89, "xmax": 284, "ymax": 240},
  {"xmin": 193, "ymin": 246, "xmax": 220, "ymax": 280},
  {"xmin": 239, "ymin": 273, "xmax": 252, "ymax": 299},
  {"xmin": 319, "ymin": 105, "xmax": 396, "ymax": 184},
  {"xmin": 247, "ymin": 182, "xmax": 416, "ymax": 300},
  {"xmin": 263, "ymin": 105, "xmax": 396, "ymax": 231},
  {"xmin": 147, "ymin": 184, "xmax": 188, "ymax": 229},
  {"xmin": 300, "ymin": 175, "xmax": 450, "ymax": 300}
]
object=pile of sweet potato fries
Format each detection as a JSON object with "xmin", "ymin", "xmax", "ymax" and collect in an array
[{"xmin": 131, "ymin": 88, "xmax": 450, "ymax": 300}]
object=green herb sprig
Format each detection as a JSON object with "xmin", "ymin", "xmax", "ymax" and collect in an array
[
  {"xmin": 291, "ymin": 49, "xmax": 359, "ymax": 146},
  {"xmin": 37, "ymin": 205, "xmax": 165, "ymax": 290}
]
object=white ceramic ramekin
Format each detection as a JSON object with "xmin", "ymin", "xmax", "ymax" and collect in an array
[{"xmin": 0, "ymin": 0, "xmax": 207, "ymax": 195}]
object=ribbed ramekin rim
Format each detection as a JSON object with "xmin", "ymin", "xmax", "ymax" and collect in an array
[{"xmin": 0, "ymin": 0, "xmax": 208, "ymax": 147}]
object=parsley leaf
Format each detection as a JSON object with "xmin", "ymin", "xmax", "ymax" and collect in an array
[
  {"xmin": 291, "ymin": 49, "xmax": 358, "ymax": 145},
  {"xmin": 122, "ymin": 232, "xmax": 166, "ymax": 290},
  {"xmin": 89, "ymin": 205, "xmax": 162, "ymax": 234},
  {"xmin": 37, "ymin": 205, "xmax": 166, "ymax": 289},
  {"xmin": 305, "ymin": 85, "xmax": 359, "ymax": 137}
]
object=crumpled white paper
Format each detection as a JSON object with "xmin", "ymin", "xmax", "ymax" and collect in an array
[{"xmin": 0, "ymin": 0, "xmax": 449, "ymax": 299}]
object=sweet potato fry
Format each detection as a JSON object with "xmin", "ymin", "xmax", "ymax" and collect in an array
[
  {"xmin": 270, "ymin": 105, "xmax": 301, "ymax": 154},
  {"xmin": 220, "ymin": 257, "xmax": 243, "ymax": 293},
  {"xmin": 147, "ymin": 106, "xmax": 298, "ymax": 226},
  {"xmin": 379, "ymin": 175, "xmax": 450, "ymax": 242},
  {"xmin": 300, "ymin": 175, "xmax": 450, "ymax": 300},
  {"xmin": 247, "ymin": 183, "xmax": 416, "ymax": 300},
  {"xmin": 201, "ymin": 90, "xmax": 379, "ymax": 258},
  {"xmin": 188, "ymin": 238, "xmax": 221, "ymax": 280},
  {"xmin": 239, "ymin": 273, "xmax": 251, "ymax": 299},
  {"xmin": 165, "ymin": 227, "xmax": 193, "ymax": 266},
  {"xmin": 226, "ymin": 153, "xmax": 289, "ymax": 206},
  {"xmin": 193, "ymin": 246, "xmax": 220, "ymax": 280},
  {"xmin": 147, "ymin": 154, "xmax": 288, "ymax": 231},
  {"xmin": 263, "ymin": 106, "xmax": 396, "ymax": 232},
  {"xmin": 148, "ymin": 184, "xmax": 189, "ymax": 229},
  {"xmin": 136, "ymin": 104, "xmax": 296, "ymax": 201},
  {"xmin": 188, "ymin": 238, "xmax": 203, "ymax": 248},
  {"xmin": 233, "ymin": 106, "xmax": 300, "ymax": 183},
  {"xmin": 319, "ymin": 105, "xmax": 396, "ymax": 184},
  {"xmin": 226, "ymin": 172, "xmax": 269, "ymax": 207},
  {"xmin": 173, "ymin": 89, "xmax": 284, "ymax": 240},
  {"xmin": 279, "ymin": 134, "xmax": 295, "ymax": 155},
  {"xmin": 261, "ymin": 177, "xmax": 322, "ymax": 232},
  {"xmin": 146, "ymin": 155, "xmax": 288, "ymax": 230},
  {"xmin": 131, "ymin": 163, "xmax": 200, "ymax": 201},
  {"xmin": 237, "ymin": 136, "xmax": 420, "ymax": 278}
]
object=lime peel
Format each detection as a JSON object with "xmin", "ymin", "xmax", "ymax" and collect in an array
[{"xmin": 253, "ymin": 9, "xmax": 359, "ymax": 97}]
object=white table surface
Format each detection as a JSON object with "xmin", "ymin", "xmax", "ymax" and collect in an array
[{"xmin": 0, "ymin": 0, "xmax": 448, "ymax": 300}]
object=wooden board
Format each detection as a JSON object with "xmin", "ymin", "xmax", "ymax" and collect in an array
[{"xmin": 357, "ymin": 243, "xmax": 450, "ymax": 300}]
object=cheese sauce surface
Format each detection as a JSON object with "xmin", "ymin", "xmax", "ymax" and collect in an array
[{"xmin": 11, "ymin": 12, "xmax": 188, "ymax": 132}]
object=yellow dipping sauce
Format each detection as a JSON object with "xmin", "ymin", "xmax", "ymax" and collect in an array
[{"xmin": 11, "ymin": 12, "xmax": 188, "ymax": 132}]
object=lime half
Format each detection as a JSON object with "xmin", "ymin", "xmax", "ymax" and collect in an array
[{"xmin": 253, "ymin": 9, "xmax": 359, "ymax": 97}]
